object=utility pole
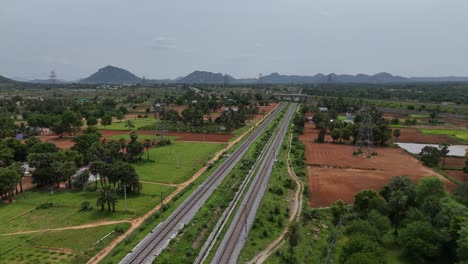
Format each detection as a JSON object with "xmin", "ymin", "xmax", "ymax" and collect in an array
[
  {"xmin": 176, "ymin": 152, "xmax": 180, "ymax": 168},
  {"xmin": 49, "ymin": 70, "xmax": 57, "ymax": 85}
]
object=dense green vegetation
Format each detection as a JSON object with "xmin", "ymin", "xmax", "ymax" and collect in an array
[{"xmin": 302, "ymin": 83, "xmax": 468, "ymax": 105}]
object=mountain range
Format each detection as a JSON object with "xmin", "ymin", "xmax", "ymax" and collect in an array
[{"xmin": 5, "ymin": 65, "xmax": 468, "ymax": 85}]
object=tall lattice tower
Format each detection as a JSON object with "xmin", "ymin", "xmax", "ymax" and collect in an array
[
  {"xmin": 354, "ymin": 107, "xmax": 375, "ymax": 156},
  {"xmin": 258, "ymin": 73, "xmax": 264, "ymax": 85},
  {"xmin": 49, "ymin": 70, "xmax": 57, "ymax": 84}
]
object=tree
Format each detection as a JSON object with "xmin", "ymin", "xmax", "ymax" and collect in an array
[
  {"xmin": 380, "ymin": 176, "xmax": 416, "ymax": 205},
  {"xmin": 0, "ymin": 114, "xmax": 17, "ymax": 138},
  {"xmin": 331, "ymin": 128, "xmax": 341, "ymax": 143},
  {"xmin": 419, "ymin": 146, "xmax": 440, "ymax": 167},
  {"xmin": 0, "ymin": 167, "xmax": 20, "ymax": 203},
  {"xmin": 51, "ymin": 111, "xmax": 82, "ymax": 135},
  {"xmin": 399, "ymin": 221, "xmax": 443, "ymax": 261},
  {"xmin": 287, "ymin": 222, "xmax": 301, "ymax": 263},
  {"xmin": 415, "ymin": 176, "xmax": 445, "ymax": 205},
  {"xmin": 101, "ymin": 115, "xmax": 112, "ymax": 127},
  {"xmin": 124, "ymin": 120, "xmax": 135, "ymax": 131},
  {"xmin": 341, "ymin": 128, "xmax": 351, "ymax": 142},
  {"xmin": 421, "ymin": 196, "xmax": 441, "ymax": 224},
  {"xmin": 393, "ymin": 129, "xmax": 401, "ymax": 143},
  {"xmin": 345, "ymin": 252, "xmax": 382, "ymax": 264},
  {"xmin": 388, "ymin": 190, "xmax": 409, "ymax": 236},
  {"xmin": 457, "ymin": 223, "xmax": 468, "ymax": 262},
  {"xmin": 331, "ymin": 200, "xmax": 348, "ymax": 225},
  {"xmin": 86, "ymin": 116, "xmax": 98, "ymax": 126},
  {"xmin": 144, "ymin": 139, "xmax": 151, "ymax": 160},
  {"xmin": 438, "ymin": 143, "xmax": 450, "ymax": 169},
  {"xmin": 353, "ymin": 189, "xmax": 379, "ymax": 218},
  {"xmin": 367, "ymin": 210, "xmax": 391, "ymax": 235},
  {"xmin": 340, "ymin": 234, "xmax": 384, "ymax": 264},
  {"xmin": 115, "ymin": 111, "xmax": 124, "ymax": 122}
]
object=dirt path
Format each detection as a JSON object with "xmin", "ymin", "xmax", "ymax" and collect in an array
[
  {"xmin": 0, "ymin": 220, "xmax": 132, "ymax": 237},
  {"xmin": 139, "ymin": 181, "xmax": 180, "ymax": 187},
  {"xmin": 87, "ymin": 104, "xmax": 279, "ymax": 264},
  {"xmin": 248, "ymin": 132, "xmax": 304, "ymax": 264}
]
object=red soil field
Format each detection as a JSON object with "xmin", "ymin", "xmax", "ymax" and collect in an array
[
  {"xmin": 303, "ymin": 141, "xmax": 455, "ymax": 207},
  {"xmin": 396, "ymin": 127, "xmax": 458, "ymax": 144},
  {"xmin": 444, "ymin": 170, "xmax": 467, "ymax": 182},
  {"xmin": 39, "ymin": 135, "xmax": 75, "ymax": 149},
  {"xmin": 441, "ymin": 157, "xmax": 466, "ymax": 168}
]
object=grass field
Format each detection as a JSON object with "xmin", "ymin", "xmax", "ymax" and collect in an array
[
  {"xmin": 419, "ymin": 128, "xmax": 468, "ymax": 142},
  {"xmin": 0, "ymin": 223, "xmax": 130, "ymax": 264},
  {"xmin": 134, "ymin": 141, "xmax": 223, "ymax": 183},
  {"xmin": 107, "ymin": 134, "xmax": 178, "ymax": 141},
  {"xmin": 0, "ymin": 183, "xmax": 175, "ymax": 234},
  {"xmin": 98, "ymin": 118, "xmax": 157, "ymax": 130},
  {"xmin": 408, "ymin": 114, "xmax": 429, "ymax": 118}
]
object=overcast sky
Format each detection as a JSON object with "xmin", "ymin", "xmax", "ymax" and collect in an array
[{"xmin": 1, "ymin": 0, "xmax": 468, "ymax": 80}]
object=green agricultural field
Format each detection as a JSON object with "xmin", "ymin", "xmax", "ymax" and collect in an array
[
  {"xmin": 0, "ymin": 182, "xmax": 175, "ymax": 234},
  {"xmin": 107, "ymin": 134, "xmax": 178, "ymax": 141},
  {"xmin": 0, "ymin": 223, "xmax": 130, "ymax": 264},
  {"xmin": 419, "ymin": 128, "xmax": 468, "ymax": 142},
  {"xmin": 98, "ymin": 117, "xmax": 157, "ymax": 130},
  {"xmin": 134, "ymin": 142, "xmax": 223, "ymax": 183},
  {"xmin": 408, "ymin": 114, "xmax": 429, "ymax": 118}
]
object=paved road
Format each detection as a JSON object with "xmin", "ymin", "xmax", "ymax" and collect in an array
[
  {"xmin": 119, "ymin": 103, "xmax": 285, "ymax": 264},
  {"xmin": 211, "ymin": 103, "xmax": 297, "ymax": 264}
]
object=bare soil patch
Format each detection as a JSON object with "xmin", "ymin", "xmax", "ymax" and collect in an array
[
  {"xmin": 303, "ymin": 141, "xmax": 455, "ymax": 207},
  {"xmin": 39, "ymin": 135, "xmax": 75, "ymax": 149},
  {"xmin": 444, "ymin": 170, "xmax": 467, "ymax": 182},
  {"xmin": 442, "ymin": 157, "xmax": 466, "ymax": 168}
]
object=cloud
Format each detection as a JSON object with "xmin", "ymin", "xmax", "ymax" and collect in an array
[
  {"xmin": 144, "ymin": 36, "xmax": 177, "ymax": 50},
  {"xmin": 254, "ymin": 42, "xmax": 264, "ymax": 48}
]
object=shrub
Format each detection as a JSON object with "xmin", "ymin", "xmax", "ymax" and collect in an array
[
  {"xmin": 80, "ymin": 201, "xmax": 91, "ymax": 211},
  {"xmin": 36, "ymin": 202, "xmax": 53, "ymax": 209}
]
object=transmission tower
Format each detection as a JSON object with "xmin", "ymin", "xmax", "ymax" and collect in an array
[
  {"xmin": 223, "ymin": 74, "xmax": 229, "ymax": 86},
  {"xmin": 258, "ymin": 73, "xmax": 263, "ymax": 85},
  {"xmin": 354, "ymin": 107, "xmax": 375, "ymax": 156},
  {"xmin": 49, "ymin": 70, "xmax": 57, "ymax": 84}
]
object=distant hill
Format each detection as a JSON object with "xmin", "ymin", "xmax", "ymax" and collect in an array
[
  {"xmin": 80, "ymin": 65, "xmax": 142, "ymax": 84},
  {"xmin": 177, "ymin": 71, "xmax": 235, "ymax": 84},
  {"xmin": 27, "ymin": 79, "xmax": 70, "ymax": 84},
  {"xmin": 0, "ymin": 75, "xmax": 16, "ymax": 87}
]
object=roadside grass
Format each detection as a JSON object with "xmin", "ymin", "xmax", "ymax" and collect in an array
[
  {"xmin": 98, "ymin": 118, "xmax": 157, "ymax": 130},
  {"xmin": 107, "ymin": 134, "xmax": 178, "ymax": 141},
  {"xmin": 419, "ymin": 128, "xmax": 468, "ymax": 142},
  {"xmin": 238, "ymin": 139, "xmax": 293, "ymax": 262},
  {"xmin": 99, "ymin": 156, "xmax": 227, "ymax": 264},
  {"xmin": 133, "ymin": 142, "xmax": 223, "ymax": 183},
  {"xmin": 0, "ymin": 183, "xmax": 175, "ymax": 234},
  {"xmin": 0, "ymin": 223, "xmax": 130, "ymax": 264}
]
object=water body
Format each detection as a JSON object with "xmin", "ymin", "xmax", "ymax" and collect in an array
[{"xmin": 397, "ymin": 143, "xmax": 467, "ymax": 157}]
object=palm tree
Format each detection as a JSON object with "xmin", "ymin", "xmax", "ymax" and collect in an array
[
  {"xmin": 144, "ymin": 139, "xmax": 152, "ymax": 160},
  {"xmin": 124, "ymin": 120, "xmax": 135, "ymax": 131},
  {"xmin": 389, "ymin": 190, "xmax": 408, "ymax": 236}
]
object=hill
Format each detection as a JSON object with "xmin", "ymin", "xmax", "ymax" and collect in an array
[
  {"xmin": 80, "ymin": 65, "xmax": 142, "ymax": 84},
  {"xmin": 177, "ymin": 71, "xmax": 235, "ymax": 84},
  {"xmin": 0, "ymin": 75, "xmax": 17, "ymax": 87}
]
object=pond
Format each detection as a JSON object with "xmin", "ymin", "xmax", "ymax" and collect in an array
[{"xmin": 396, "ymin": 143, "xmax": 467, "ymax": 157}]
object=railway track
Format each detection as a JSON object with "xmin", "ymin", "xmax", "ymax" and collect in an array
[
  {"xmin": 119, "ymin": 103, "xmax": 286, "ymax": 264},
  {"xmin": 211, "ymin": 103, "xmax": 296, "ymax": 264}
]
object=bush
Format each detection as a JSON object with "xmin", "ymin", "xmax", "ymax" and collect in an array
[
  {"xmin": 36, "ymin": 202, "xmax": 53, "ymax": 209},
  {"xmin": 80, "ymin": 201, "xmax": 91, "ymax": 211}
]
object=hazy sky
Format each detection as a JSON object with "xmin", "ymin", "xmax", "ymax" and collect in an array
[{"xmin": 1, "ymin": 0, "xmax": 468, "ymax": 80}]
